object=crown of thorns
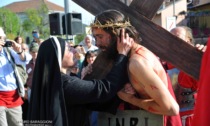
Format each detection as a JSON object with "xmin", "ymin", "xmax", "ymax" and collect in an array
[{"xmin": 90, "ymin": 19, "xmax": 131, "ymax": 28}]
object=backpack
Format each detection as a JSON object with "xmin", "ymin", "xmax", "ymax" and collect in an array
[{"xmin": 5, "ymin": 47, "xmax": 28, "ymax": 97}]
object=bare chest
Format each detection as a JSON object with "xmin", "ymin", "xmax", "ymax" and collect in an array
[{"xmin": 128, "ymin": 71, "xmax": 150, "ymax": 99}]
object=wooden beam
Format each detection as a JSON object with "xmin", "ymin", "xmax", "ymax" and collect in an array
[
  {"xmin": 72, "ymin": 0, "xmax": 164, "ymax": 19},
  {"xmin": 84, "ymin": 52, "xmax": 114, "ymax": 80},
  {"xmin": 129, "ymin": 0, "xmax": 164, "ymax": 19},
  {"xmin": 127, "ymin": 11, "xmax": 203, "ymax": 79},
  {"xmin": 73, "ymin": 0, "xmax": 202, "ymax": 79}
]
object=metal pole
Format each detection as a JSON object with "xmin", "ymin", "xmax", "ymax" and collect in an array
[
  {"xmin": 64, "ymin": 0, "xmax": 69, "ymax": 40},
  {"xmin": 173, "ymin": 0, "xmax": 175, "ymax": 16}
]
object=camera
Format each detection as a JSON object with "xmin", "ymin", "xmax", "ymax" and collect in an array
[{"xmin": 3, "ymin": 41, "xmax": 12, "ymax": 47}]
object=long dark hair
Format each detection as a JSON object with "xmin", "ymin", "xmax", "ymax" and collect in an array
[
  {"xmin": 82, "ymin": 50, "xmax": 99, "ymax": 67},
  {"xmin": 92, "ymin": 9, "xmax": 141, "ymax": 58}
]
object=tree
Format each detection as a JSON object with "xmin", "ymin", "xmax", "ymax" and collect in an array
[
  {"xmin": 22, "ymin": 3, "xmax": 50, "ymax": 40},
  {"xmin": 0, "ymin": 8, "xmax": 21, "ymax": 39},
  {"xmin": 74, "ymin": 34, "xmax": 86, "ymax": 45}
]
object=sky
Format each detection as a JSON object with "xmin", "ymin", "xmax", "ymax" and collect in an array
[{"xmin": 0, "ymin": 0, "xmax": 95, "ymax": 25}]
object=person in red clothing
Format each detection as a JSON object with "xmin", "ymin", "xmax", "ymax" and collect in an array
[
  {"xmin": 26, "ymin": 42, "xmax": 39, "ymax": 102},
  {"xmin": 192, "ymin": 37, "xmax": 209, "ymax": 126},
  {"xmin": 168, "ymin": 26, "xmax": 206, "ymax": 126}
]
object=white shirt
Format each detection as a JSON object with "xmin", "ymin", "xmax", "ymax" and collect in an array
[{"xmin": 83, "ymin": 45, "xmax": 98, "ymax": 52}]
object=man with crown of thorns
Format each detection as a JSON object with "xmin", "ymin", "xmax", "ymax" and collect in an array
[{"xmin": 90, "ymin": 9, "xmax": 182, "ymax": 126}]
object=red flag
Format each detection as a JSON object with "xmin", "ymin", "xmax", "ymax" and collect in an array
[{"xmin": 193, "ymin": 37, "xmax": 210, "ymax": 126}]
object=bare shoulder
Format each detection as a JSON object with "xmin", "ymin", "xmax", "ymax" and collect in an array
[{"xmin": 128, "ymin": 54, "xmax": 153, "ymax": 75}]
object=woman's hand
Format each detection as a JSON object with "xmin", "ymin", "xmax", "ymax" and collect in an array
[
  {"xmin": 117, "ymin": 90, "xmax": 135, "ymax": 102},
  {"xmin": 117, "ymin": 28, "xmax": 134, "ymax": 56},
  {"xmin": 81, "ymin": 64, "xmax": 93, "ymax": 79},
  {"xmin": 123, "ymin": 83, "xmax": 136, "ymax": 94},
  {"xmin": 117, "ymin": 83, "xmax": 136, "ymax": 102}
]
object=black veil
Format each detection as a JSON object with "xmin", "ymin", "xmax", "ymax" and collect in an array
[{"xmin": 28, "ymin": 37, "xmax": 67, "ymax": 126}]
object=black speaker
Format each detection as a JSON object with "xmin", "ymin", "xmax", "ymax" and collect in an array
[
  {"xmin": 63, "ymin": 13, "xmax": 83, "ymax": 35},
  {"xmin": 49, "ymin": 13, "xmax": 64, "ymax": 35}
]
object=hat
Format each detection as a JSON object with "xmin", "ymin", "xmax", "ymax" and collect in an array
[
  {"xmin": 29, "ymin": 43, "xmax": 39, "ymax": 52},
  {"xmin": 0, "ymin": 27, "xmax": 6, "ymax": 37}
]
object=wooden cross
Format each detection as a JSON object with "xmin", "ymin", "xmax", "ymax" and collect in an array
[{"xmin": 73, "ymin": 0, "xmax": 203, "ymax": 80}]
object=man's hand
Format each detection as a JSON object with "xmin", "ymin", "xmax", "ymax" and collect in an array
[
  {"xmin": 9, "ymin": 40, "xmax": 26, "ymax": 60},
  {"xmin": 195, "ymin": 43, "xmax": 207, "ymax": 52},
  {"xmin": 10, "ymin": 40, "xmax": 22, "ymax": 53}
]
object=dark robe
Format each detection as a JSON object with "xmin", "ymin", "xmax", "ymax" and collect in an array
[{"xmin": 28, "ymin": 37, "xmax": 128, "ymax": 126}]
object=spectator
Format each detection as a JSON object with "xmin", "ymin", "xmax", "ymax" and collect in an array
[
  {"xmin": 22, "ymin": 43, "xmax": 39, "ymax": 120},
  {"xmin": 68, "ymin": 41, "xmax": 74, "ymax": 47},
  {"xmin": 32, "ymin": 30, "xmax": 42, "ymax": 45},
  {"xmin": 81, "ymin": 49, "xmax": 99, "ymax": 126},
  {"xmin": 21, "ymin": 43, "xmax": 29, "ymax": 52},
  {"xmin": 80, "ymin": 35, "xmax": 98, "ymax": 52},
  {"xmin": 14, "ymin": 36, "xmax": 24, "ymax": 44},
  {"xmin": 74, "ymin": 45, "xmax": 86, "ymax": 77},
  {"xmin": 26, "ymin": 42, "xmax": 39, "ymax": 102},
  {"xmin": 69, "ymin": 62, "xmax": 80, "ymax": 77},
  {"xmin": 0, "ymin": 27, "xmax": 31, "ymax": 126},
  {"xmin": 168, "ymin": 26, "xmax": 206, "ymax": 126},
  {"xmin": 81, "ymin": 50, "xmax": 99, "ymax": 79}
]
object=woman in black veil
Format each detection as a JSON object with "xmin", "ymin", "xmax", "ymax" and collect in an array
[{"xmin": 28, "ymin": 33, "xmax": 133, "ymax": 126}]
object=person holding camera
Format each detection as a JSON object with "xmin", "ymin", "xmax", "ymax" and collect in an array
[{"xmin": 0, "ymin": 27, "xmax": 32, "ymax": 126}]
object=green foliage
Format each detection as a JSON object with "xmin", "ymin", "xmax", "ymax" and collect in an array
[
  {"xmin": 39, "ymin": 3, "xmax": 48, "ymax": 14},
  {"xmin": 22, "ymin": 2, "xmax": 50, "ymax": 40},
  {"xmin": 1, "ymin": 2, "xmax": 84, "ymax": 42},
  {"xmin": 26, "ymin": 9, "xmax": 42, "ymax": 27},
  {"xmin": 0, "ymin": 8, "xmax": 21, "ymax": 39},
  {"xmin": 22, "ymin": 19, "xmax": 33, "ymax": 32},
  {"xmin": 74, "ymin": 34, "xmax": 86, "ymax": 45},
  {"xmin": 0, "ymin": 2, "xmax": 50, "ymax": 41}
]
